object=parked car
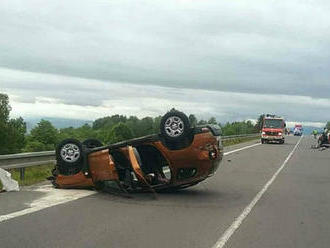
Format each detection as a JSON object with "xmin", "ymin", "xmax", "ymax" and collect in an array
[
  {"xmin": 50, "ymin": 110, "xmax": 224, "ymax": 194},
  {"xmin": 293, "ymin": 124, "xmax": 303, "ymax": 136}
]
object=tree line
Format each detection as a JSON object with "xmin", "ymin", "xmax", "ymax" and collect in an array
[
  {"xmin": 0, "ymin": 94, "xmax": 26, "ymax": 154},
  {"xmin": 21, "ymin": 114, "xmax": 258, "ymax": 153},
  {"xmin": 1, "ymin": 93, "xmax": 268, "ymax": 154}
]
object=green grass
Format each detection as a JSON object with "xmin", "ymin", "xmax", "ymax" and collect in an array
[
  {"xmin": 0, "ymin": 164, "xmax": 54, "ymax": 190},
  {"xmin": 0, "ymin": 137, "xmax": 259, "ymax": 190}
]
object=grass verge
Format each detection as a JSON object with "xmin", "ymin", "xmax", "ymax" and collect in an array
[
  {"xmin": 222, "ymin": 136, "xmax": 259, "ymax": 147},
  {"xmin": 0, "ymin": 136, "xmax": 259, "ymax": 190},
  {"xmin": 0, "ymin": 164, "xmax": 54, "ymax": 190}
]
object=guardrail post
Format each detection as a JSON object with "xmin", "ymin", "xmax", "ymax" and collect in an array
[{"xmin": 20, "ymin": 168, "xmax": 25, "ymax": 181}]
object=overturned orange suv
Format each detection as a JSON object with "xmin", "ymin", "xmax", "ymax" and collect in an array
[{"xmin": 51, "ymin": 110, "xmax": 223, "ymax": 194}]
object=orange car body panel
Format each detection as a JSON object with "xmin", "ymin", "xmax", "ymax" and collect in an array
[
  {"xmin": 89, "ymin": 149, "xmax": 119, "ymax": 182},
  {"xmin": 56, "ymin": 149, "xmax": 119, "ymax": 188},
  {"xmin": 55, "ymin": 172, "xmax": 94, "ymax": 188},
  {"xmin": 152, "ymin": 132, "xmax": 222, "ymax": 185}
]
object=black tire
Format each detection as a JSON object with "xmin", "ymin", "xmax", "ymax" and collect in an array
[
  {"xmin": 82, "ymin": 138, "xmax": 103, "ymax": 149},
  {"xmin": 261, "ymin": 139, "xmax": 265, "ymax": 144},
  {"xmin": 160, "ymin": 110, "xmax": 191, "ymax": 142},
  {"xmin": 56, "ymin": 139, "xmax": 83, "ymax": 175}
]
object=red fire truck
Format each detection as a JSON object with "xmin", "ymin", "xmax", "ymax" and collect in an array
[{"xmin": 261, "ymin": 114, "xmax": 286, "ymax": 144}]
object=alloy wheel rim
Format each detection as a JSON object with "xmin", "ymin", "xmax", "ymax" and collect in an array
[
  {"xmin": 164, "ymin": 116, "xmax": 184, "ymax": 137},
  {"xmin": 60, "ymin": 143, "xmax": 80, "ymax": 163}
]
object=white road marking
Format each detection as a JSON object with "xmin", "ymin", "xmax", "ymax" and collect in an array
[
  {"xmin": 0, "ymin": 184, "xmax": 96, "ymax": 223},
  {"xmin": 0, "ymin": 141, "xmax": 261, "ymax": 223},
  {"xmin": 224, "ymin": 143, "xmax": 261, "ymax": 156},
  {"xmin": 212, "ymin": 136, "xmax": 303, "ymax": 248}
]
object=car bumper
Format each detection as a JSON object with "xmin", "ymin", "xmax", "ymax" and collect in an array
[{"xmin": 262, "ymin": 136, "xmax": 284, "ymax": 140}]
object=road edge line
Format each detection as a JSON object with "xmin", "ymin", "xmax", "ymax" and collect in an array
[
  {"xmin": 0, "ymin": 189, "xmax": 96, "ymax": 223},
  {"xmin": 224, "ymin": 143, "xmax": 261, "ymax": 156},
  {"xmin": 212, "ymin": 136, "xmax": 303, "ymax": 248}
]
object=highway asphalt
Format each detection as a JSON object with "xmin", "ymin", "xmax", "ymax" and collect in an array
[{"xmin": 0, "ymin": 136, "xmax": 329, "ymax": 248}]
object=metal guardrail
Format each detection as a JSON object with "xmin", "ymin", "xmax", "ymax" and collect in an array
[
  {"xmin": 221, "ymin": 133, "xmax": 260, "ymax": 140},
  {"xmin": 0, "ymin": 133, "xmax": 260, "ymax": 180},
  {"xmin": 0, "ymin": 151, "xmax": 56, "ymax": 180}
]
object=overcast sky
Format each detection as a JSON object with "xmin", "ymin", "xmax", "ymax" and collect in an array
[{"xmin": 1, "ymin": 0, "xmax": 329, "ymax": 127}]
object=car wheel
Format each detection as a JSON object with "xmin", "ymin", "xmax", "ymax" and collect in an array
[
  {"xmin": 56, "ymin": 139, "xmax": 83, "ymax": 175},
  {"xmin": 261, "ymin": 139, "xmax": 265, "ymax": 144},
  {"xmin": 160, "ymin": 110, "xmax": 191, "ymax": 142},
  {"xmin": 82, "ymin": 138, "xmax": 103, "ymax": 149}
]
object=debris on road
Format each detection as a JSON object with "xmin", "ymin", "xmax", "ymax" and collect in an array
[{"xmin": 0, "ymin": 168, "xmax": 20, "ymax": 192}]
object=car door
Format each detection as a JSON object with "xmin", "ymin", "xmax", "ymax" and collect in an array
[{"xmin": 127, "ymin": 145, "xmax": 150, "ymax": 188}]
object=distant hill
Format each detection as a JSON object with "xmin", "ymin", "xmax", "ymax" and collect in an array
[{"xmin": 25, "ymin": 117, "xmax": 93, "ymax": 132}]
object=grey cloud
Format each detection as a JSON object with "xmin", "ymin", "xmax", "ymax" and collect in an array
[
  {"xmin": 1, "ymin": 0, "xmax": 330, "ymax": 125},
  {"xmin": 2, "ymin": 68, "xmax": 329, "ymax": 124},
  {"xmin": 1, "ymin": 0, "xmax": 330, "ymax": 99}
]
